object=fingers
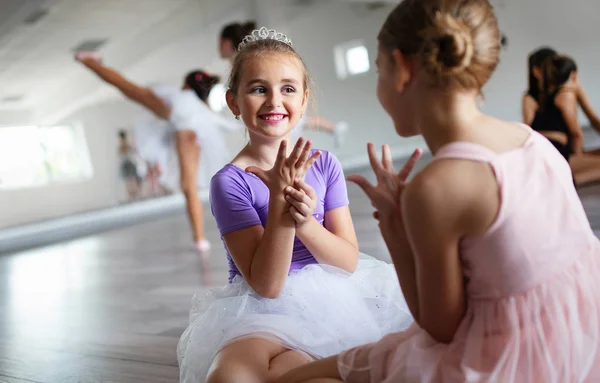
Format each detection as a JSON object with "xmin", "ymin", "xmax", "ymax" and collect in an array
[
  {"xmin": 287, "ymin": 137, "xmax": 307, "ymax": 166},
  {"xmin": 245, "ymin": 165, "xmax": 268, "ymax": 184},
  {"xmin": 285, "ymin": 185, "xmax": 308, "ymax": 202},
  {"xmin": 285, "ymin": 192, "xmax": 312, "ymax": 217},
  {"xmin": 346, "ymin": 174, "xmax": 373, "ymax": 197},
  {"xmin": 296, "ymin": 138, "xmax": 313, "ymax": 167},
  {"xmin": 397, "ymin": 148, "xmax": 423, "ymax": 182},
  {"xmin": 303, "ymin": 150, "xmax": 321, "ymax": 171},
  {"xmin": 382, "ymin": 144, "xmax": 394, "ymax": 172},
  {"xmin": 289, "ymin": 206, "xmax": 305, "ymax": 223},
  {"xmin": 294, "ymin": 178, "xmax": 317, "ymax": 199},
  {"xmin": 367, "ymin": 143, "xmax": 383, "ymax": 174},
  {"xmin": 274, "ymin": 140, "xmax": 288, "ymax": 169}
]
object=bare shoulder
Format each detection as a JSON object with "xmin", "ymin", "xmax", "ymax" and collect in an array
[
  {"xmin": 404, "ymin": 158, "xmax": 499, "ymax": 236},
  {"xmin": 555, "ymin": 89, "xmax": 577, "ymax": 106},
  {"xmin": 522, "ymin": 93, "xmax": 537, "ymax": 105}
]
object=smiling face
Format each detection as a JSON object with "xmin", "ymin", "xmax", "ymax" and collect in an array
[{"xmin": 227, "ymin": 52, "xmax": 309, "ymax": 141}]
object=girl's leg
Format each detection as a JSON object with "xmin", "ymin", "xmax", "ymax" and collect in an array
[
  {"xmin": 570, "ymin": 152, "xmax": 600, "ymax": 186},
  {"xmin": 175, "ymin": 130, "xmax": 205, "ymax": 244},
  {"xmin": 125, "ymin": 178, "xmax": 141, "ymax": 199},
  {"xmin": 207, "ymin": 337, "xmax": 311, "ymax": 383},
  {"xmin": 273, "ymin": 355, "xmax": 342, "ymax": 383}
]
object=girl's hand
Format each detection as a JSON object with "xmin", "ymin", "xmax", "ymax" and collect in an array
[
  {"xmin": 348, "ymin": 144, "xmax": 422, "ymax": 222},
  {"xmin": 285, "ymin": 179, "xmax": 317, "ymax": 229},
  {"xmin": 246, "ymin": 137, "xmax": 321, "ymax": 202},
  {"xmin": 75, "ymin": 51, "xmax": 103, "ymax": 67}
]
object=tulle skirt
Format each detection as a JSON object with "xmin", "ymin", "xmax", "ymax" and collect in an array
[
  {"xmin": 177, "ymin": 254, "xmax": 414, "ymax": 383},
  {"xmin": 338, "ymin": 248, "xmax": 600, "ymax": 383},
  {"xmin": 133, "ymin": 119, "xmax": 231, "ymax": 190}
]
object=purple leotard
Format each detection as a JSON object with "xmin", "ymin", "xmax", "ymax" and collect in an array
[{"xmin": 209, "ymin": 150, "xmax": 349, "ymax": 282}]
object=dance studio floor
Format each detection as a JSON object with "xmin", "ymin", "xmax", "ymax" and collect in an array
[{"xmin": 1, "ymin": 156, "xmax": 600, "ymax": 383}]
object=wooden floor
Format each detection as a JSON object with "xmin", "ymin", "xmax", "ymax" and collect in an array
[{"xmin": 1, "ymin": 156, "xmax": 599, "ymax": 383}]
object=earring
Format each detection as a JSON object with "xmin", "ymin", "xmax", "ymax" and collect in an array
[{"xmin": 235, "ymin": 115, "xmax": 240, "ymax": 120}]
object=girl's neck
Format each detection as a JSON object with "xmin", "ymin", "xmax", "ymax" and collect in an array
[
  {"xmin": 240, "ymin": 135, "xmax": 293, "ymax": 169},
  {"xmin": 413, "ymin": 89, "xmax": 483, "ymax": 154}
]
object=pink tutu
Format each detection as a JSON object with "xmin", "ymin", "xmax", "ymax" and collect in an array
[
  {"xmin": 338, "ymin": 131, "xmax": 600, "ymax": 383},
  {"xmin": 339, "ymin": 248, "xmax": 600, "ymax": 382}
]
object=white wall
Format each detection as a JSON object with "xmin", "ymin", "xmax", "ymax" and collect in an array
[
  {"xmin": 0, "ymin": 1, "xmax": 253, "ymax": 230},
  {"xmin": 276, "ymin": 2, "xmax": 425, "ymax": 163},
  {"xmin": 2, "ymin": 0, "xmax": 600, "ymax": 229},
  {"xmin": 484, "ymin": 0, "xmax": 600, "ymax": 122}
]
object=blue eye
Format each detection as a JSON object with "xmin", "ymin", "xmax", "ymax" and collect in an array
[
  {"xmin": 250, "ymin": 87, "xmax": 266, "ymax": 94},
  {"xmin": 283, "ymin": 86, "xmax": 296, "ymax": 93}
]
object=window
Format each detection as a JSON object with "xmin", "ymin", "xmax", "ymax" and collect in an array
[
  {"xmin": 334, "ymin": 40, "xmax": 371, "ymax": 80},
  {"xmin": 0, "ymin": 124, "xmax": 93, "ymax": 189}
]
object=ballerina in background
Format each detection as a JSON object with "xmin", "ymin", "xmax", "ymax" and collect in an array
[
  {"xmin": 117, "ymin": 129, "xmax": 144, "ymax": 202},
  {"xmin": 219, "ymin": 21, "xmax": 350, "ymax": 147},
  {"xmin": 75, "ymin": 52, "xmax": 239, "ymax": 252}
]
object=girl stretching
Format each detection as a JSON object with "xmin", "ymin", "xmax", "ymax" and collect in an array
[{"xmin": 76, "ymin": 53, "xmax": 237, "ymax": 252}]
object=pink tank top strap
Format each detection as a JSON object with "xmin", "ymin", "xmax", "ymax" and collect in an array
[{"xmin": 433, "ymin": 142, "xmax": 499, "ymax": 163}]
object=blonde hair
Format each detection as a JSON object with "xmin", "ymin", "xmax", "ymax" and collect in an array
[
  {"xmin": 378, "ymin": 0, "xmax": 501, "ymax": 90},
  {"xmin": 227, "ymin": 38, "xmax": 311, "ymax": 95}
]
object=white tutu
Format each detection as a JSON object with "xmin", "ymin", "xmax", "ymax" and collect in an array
[{"xmin": 177, "ymin": 254, "xmax": 414, "ymax": 382}]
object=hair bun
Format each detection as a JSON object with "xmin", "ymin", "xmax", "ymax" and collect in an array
[{"xmin": 421, "ymin": 12, "xmax": 474, "ymax": 76}]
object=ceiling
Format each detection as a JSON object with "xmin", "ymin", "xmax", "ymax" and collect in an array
[
  {"xmin": 0, "ymin": 0, "xmax": 396, "ymax": 124},
  {"xmin": 0, "ymin": 0, "xmax": 190, "ymax": 116}
]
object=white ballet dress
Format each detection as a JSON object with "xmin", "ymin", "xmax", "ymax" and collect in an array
[{"xmin": 133, "ymin": 84, "xmax": 242, "ymax": 190}]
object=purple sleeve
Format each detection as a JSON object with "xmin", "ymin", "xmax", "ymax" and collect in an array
[
  {"xmin": 323, "ymin": 151, "xmax": 349, "ymax": 212},
  {"xmin": 209, "ymin": 171, "xmax": 262, "ymax": 237}
]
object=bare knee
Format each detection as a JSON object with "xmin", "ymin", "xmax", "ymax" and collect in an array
[
  {"xmin": 180, "ymin": 179, "xmax": 197, "ymax": 197},
  {"xmin": 206, "ymin": 363, "xmax": 259, "ymax": 383}
]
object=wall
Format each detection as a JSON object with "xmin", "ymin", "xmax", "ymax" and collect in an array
[
  {"xmin": 2, "ymin": 0, "xmax": 600, "ymax": 229},
  {"xmin": 277, "ymin": 2, "xmax": 424, "ymax": 163},
  {"xmin": 0, "ymin": 100, "xmax": 141, "ymax": 229},
  {"xmin": 277, "ymin": 0, "xmax": 600, "ymax": 161},
  {"xmin": 483, "ymin": 0, "xmax": 600, "ymax": 122},
  {"xmin": 0, "ymin": 1, "xmax": 253, "ymax": 230}
]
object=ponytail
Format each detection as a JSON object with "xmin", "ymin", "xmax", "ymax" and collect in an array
[
  {"xmin": 538, "ymin": 55, "xmax": 577, "ymax": 107},
  {"xmin": 184, "ymin": 70, "xmax": 221, "ymax": 103}
]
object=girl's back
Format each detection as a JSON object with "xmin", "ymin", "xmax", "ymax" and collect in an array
[{"xmin": 434, "ymin": 126, "xmax": 596, "ymax": 299}]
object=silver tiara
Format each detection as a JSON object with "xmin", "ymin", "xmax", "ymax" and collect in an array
[{"xmin": 237, "ymin": 27, "xmax": 293, "ymax": 51}]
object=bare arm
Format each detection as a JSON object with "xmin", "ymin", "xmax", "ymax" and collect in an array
[
  {"xmin": 226, "ymin": 140, "xmax": 321, "ymax": 298},
  {"xmin": 378, "ymin": 214, "xmax": 419, "ymax": 319},
  {"xmin": 556, "ymin": 90, "xmax": 584, "ymax": 155},
  {"xmin": 295, "ymin": 205, "xmax": 359, "ymax": 272},
  {"xmin": 522, "ymin": 94, "xmax": 538, "ymax": 126},
  {"xmin": 76, "ymin": 57, "xmax": 171, "ymax": 119},
  {"xmin": 401, "ymin": 161, "xmax": 498, "ymax": 343},
  {"xmin": 223, "ymin": 197, "xmax": 296, "ymax": 299},
  {"xmin": 577, "ymin": 87, "xmax": 600, "ymax": 133}
]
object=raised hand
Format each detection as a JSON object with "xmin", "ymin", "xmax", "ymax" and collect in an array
[
  {"xmin": 246, "ymin": 137, "xmax": 321, "ymax": 201},
  {"xmin": 284, "ymin": 179, "xmax": 317, "ymax": 229},
  {"xmin": 74, "ymin": 51, "xmax": 103, "ymax": 67},
  {"xmin": 347, "ymin": 143, "xmax": 422, "ymax": 222}
]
